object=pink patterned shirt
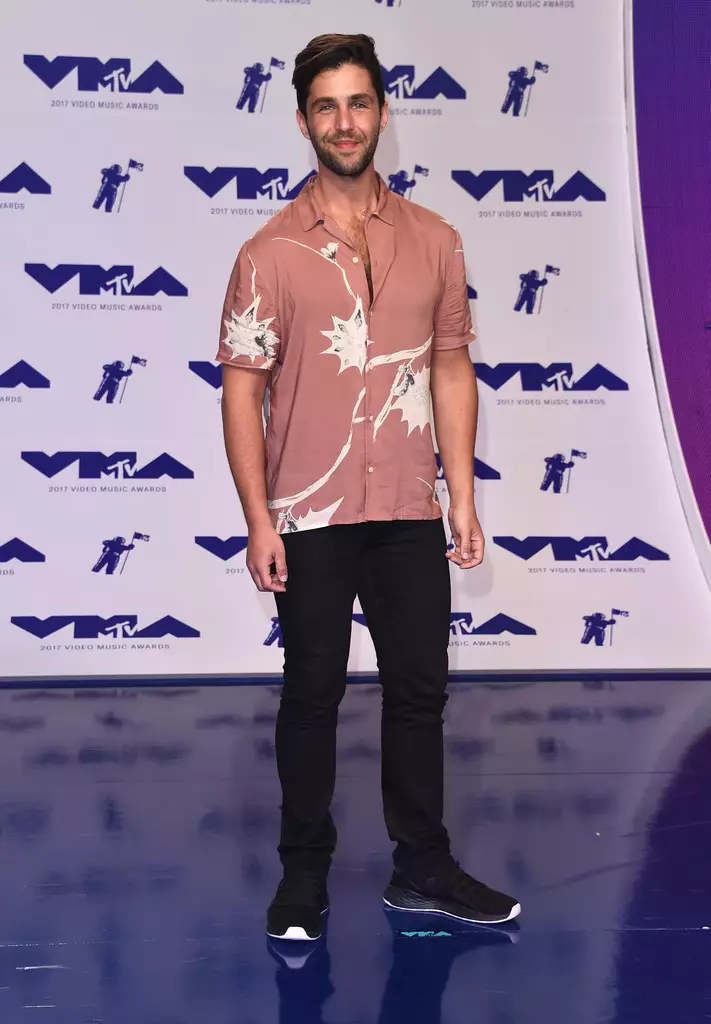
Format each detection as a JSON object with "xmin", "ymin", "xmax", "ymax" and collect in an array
[{"xmin": 216, "ymin": 175, "xmax": 474, "ymax": 535}]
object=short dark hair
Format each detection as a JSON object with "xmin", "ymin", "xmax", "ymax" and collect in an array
[{"xmin": 292, "ymin": 34, "xmax": 385, "ymax": 116}]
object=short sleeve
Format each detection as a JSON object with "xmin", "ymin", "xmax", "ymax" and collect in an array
[
  {"xmin": 433, "ymin": 231, "xmax": 476, "ymax": 351},
  {"xmin": 216, "ymin": 242, "xmax": 281, "ymax": 371}
]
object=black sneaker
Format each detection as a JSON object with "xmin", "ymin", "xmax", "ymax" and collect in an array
[
  {"xmin": 383, "ymin": 862, "xmax": 521, "ymax": 925},
  {"xmin": 266, "ymin": 873, "xmax": 329, "ymax": 941}
]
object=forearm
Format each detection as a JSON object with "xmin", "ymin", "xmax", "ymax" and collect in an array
[
  {"xmin": 431, "ymin": 348, "xmax": 478, "ymax": 508},
  {"xmin": 220, "ymin": 366, "xmax": 271, "ymax": 530}
]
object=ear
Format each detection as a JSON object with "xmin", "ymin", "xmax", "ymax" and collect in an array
[
  {"xmin": 379, "ymin": 100, "xmax": 389, "ymax": 134},
  {"xmin": 296, "ymin": 108, "xmax": 310, "ymax": 141}
]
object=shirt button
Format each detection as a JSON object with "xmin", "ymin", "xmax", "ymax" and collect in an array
[
  {"xmin": 368, "ymin": 466, "xmax": 374, "ymax": 473},
  {"xmin": 352, "ymin": 256, "xmax": 359, "ymax": 263},
  {"xmin": 368, "ymin": 415, "xmax": 374, "ymax": 422}
]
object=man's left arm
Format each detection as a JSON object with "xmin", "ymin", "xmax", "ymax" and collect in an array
[{"xmin": 430, "ymin": 230, "xmax": 483, "ymax": 569}]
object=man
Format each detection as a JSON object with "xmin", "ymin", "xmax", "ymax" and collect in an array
[
  {"xmin": 93, "ymin": 164, "xmax": 130, "ymax": 213},
  {"xmin": 236, "ymin": 62, "xmax": 272, "ymax": 113},
  {"xmin": 217, "ymin": 33, "xmax": 520, "ymax": 941},
  {"xmin": 514, "ymin": 268, "xmax": 548, "ymax": 315},
  {"xmin": 501, "ymin": 66, "xmax": 536, "ymax": 117},
  {"xmin": 93, "ymin": 359, "xmax": 133, "ymax": 404}
]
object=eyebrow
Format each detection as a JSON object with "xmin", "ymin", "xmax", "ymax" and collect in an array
[{"xmin": 311, "ymin": 92, "xmax": 373, "ymax": 106}]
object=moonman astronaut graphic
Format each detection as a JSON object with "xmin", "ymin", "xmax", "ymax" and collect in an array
[
  {"xmin": 514, "ymin": 270, "xmax": 547, "ymax": 315},
  {"xmin": 502, "ymin": 67, "xmax": 536, "ymax": 117},
  {"xmin": 93, "ymin": 164, "xmax": 130, "ymax": 213},
  {"xmin": 237, "ymin": 63, "xmax": 272, "ymax": 113},
  {"xmin": 541, "ymin": 453, "xmax": 575, "ymax": 493},
  {"xmin": 92, "ymin": 537, "xmax": 135, "ymax": 576},
  {"xmin": 94, "ymin": 361, "xmax": 133, "ymax": 404},
  {"xmin": 581, "ymin": 613, "xmax": 616, "ymax": 647},
  {"xmin": 264, "ymin": 616, "xmax": 284, "ymax": 647},
  {"xmin": 388, "ymin": 170, "xmax": 415, "ymax": 196}
]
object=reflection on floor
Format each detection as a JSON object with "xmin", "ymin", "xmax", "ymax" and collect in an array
[{"xmin": 0, "ymin": 678, "xmax": 709, "ymax": 1023}]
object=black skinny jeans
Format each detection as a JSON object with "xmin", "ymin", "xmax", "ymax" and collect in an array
[{"xmin": 274, "ymin": 518, "xmax": 452, "ymax": 880}]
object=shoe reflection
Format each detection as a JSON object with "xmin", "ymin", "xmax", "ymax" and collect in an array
[{"xmin": 268, "ymin": 909, "xmax": 519, "ymax": 1024}]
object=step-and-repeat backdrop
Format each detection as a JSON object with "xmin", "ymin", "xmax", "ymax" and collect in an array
[{"xmin": 3, "ymin": 0, "xmax": 711, "ymax": 679}]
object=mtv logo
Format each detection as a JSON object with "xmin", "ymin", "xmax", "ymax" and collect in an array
[
  {"xmin": 452, "ymin": 170, "xmax": 606, "ymax": 203},
  {"xmin": 0, "ymin": 361, "xmax": 50, "ymax": 389},
  {"xmin": 450, "ymin": 613, "xmax": 536, "ymax": 636},
  {"xmin": 184, "ymin": 167, "xmax": 315, "ymax": 201},
  {"xmin": 195, "ymin": 536, "xmax": 249, "ymax": 561},
  {"xmin": 189, "ymin": 361, "xmax": 223, "ymax": 389},
  {"xmin": 11, "ymin": 615, "xmax": 199, "ymax": 639},
  {"xmin": 24, "ymin": 56, "xmax": 183, "ymax": 94},
  {"xmin": 0, "ymin": 539, "xmax": 46, "ymax": 564},
  {"xmin": 493, "ymin": 536, "xmax": 670, "ymax": 562},
  {"xmin": 435, "ymin": 453, "xmax": 500, "ymax": 481},
  {"xmin": 21, "ymin": 452, "xmax": 194, "ymax": 480},
  {"xmin": 0, "ymin": 163, "xmax": 51, "ymax": 194},
  {"xmin": 467, "ymin": 284, "xmax": 478, "ymax": 300},
  {"xmin": 474, "ymin": 363, "xmax": 629, "ymax": 392},
  {"xmin": 380, "ymin": 64, "xmax": 466, "ymax": 101},
  {"xmin": 24, "ymin": 264, "xmax": 187, "ymax": 297}
]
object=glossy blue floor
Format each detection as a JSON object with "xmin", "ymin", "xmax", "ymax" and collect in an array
[{"xmin": 0, "ymin": 677, "xmax": 709, "ymax": 1023}]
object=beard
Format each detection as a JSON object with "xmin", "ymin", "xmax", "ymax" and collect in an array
[{"xmin": 308, "ymin": 126, "xmax": 380, "ymax": 178}]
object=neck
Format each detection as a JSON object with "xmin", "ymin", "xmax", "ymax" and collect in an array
[{"xmin": 312, "ymin": 163, "xmax": 380, "ymax": 221}]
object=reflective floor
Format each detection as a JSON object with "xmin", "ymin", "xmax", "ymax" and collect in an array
[{"xmin": 0, "ymin": 677, "xmax": 709, "ymax": 1023}]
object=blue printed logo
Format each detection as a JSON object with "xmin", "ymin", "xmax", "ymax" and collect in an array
[
  {"xmin": 453, "ymin": 170, "xmax": 606, "ymax": 203},
  {"xmin": 448, "ymin": 613, "xmax": 536, "ymax": 637},
  {"xmin": 515, "ymin": 266, "xmax": 560, "ymax": 315},
  {"xmin": 375, "ymin": 0, "xmax": 402, "ymax": 6},
  {"xmin": 582, "ymin": 609, "xmax": 629, "ymax": 647},
  {"xmin": 93, "ymin": 160, "xmax": 143, "ymax": 213},
  {"xmin": 184, "ymin": 166, "xmax": 314, "ymax": 201},
  {"xmin": 0, "ymin": 361, "xmax": 50, "ymax": 389},
  {"xmin": 94, "ymin": 357, "xmax": 146, "ymax": 404},
  {"xmin": 0, "ymin": 539, "xmax": 46, "ymax": 564},
  {"xmin": 380, "ymin": 64, "xmax": 465, "ymax": 101},
  {"xmin": 502, "ymin": 62, "xmax": 549, "ymax": 117},
  {"xmin": 474, "ymin": 363, "xmax": 628, "ymax": 392},
  {"xmin": 21, "ymin": 452, "xmax": 194, "ymax": 480},
  {"xmin": 0, "ymin": 163, "xmax": 51, "ymax": 194},
  {"xmin": 189, "ymin": 361, "xmax": 223, "ymax": 389},
  {"xmin": 24, "ymin": 56, "xmax": 183, "ymax": 94},
  {"xmin": 541, "ymin": 450, "xmax": 587, "ymax": 494},
  {"xmin": 388, "ymin": 165, "xmax": 428, "ymax": 197},
  {"xmin": 494, "ymin": 537, "xmax": 669, "ymax": 562},
  {"xmin": 25, "ymin": 265, "xmax": 187, "ymax": 297},
  {"xmin": 195, "ymin": 536, "xmax": 249, "ymax": 561},
  {"xmin": 236, "ymin": 58, "xmax": 285, "ymax": 113},
  {"xmin": 11, "ymin": 615, "xmax": 198, "ymax": 639},
  {"xmin": 92, "ymin": 533, "xmax": 150, "ymax": 575}
]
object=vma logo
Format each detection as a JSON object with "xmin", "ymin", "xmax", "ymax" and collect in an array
[
  {"xmin": 0, "ymin": 539, "xmax": 46, "ymax": 564},
  {"xmin": 189, "ymin": 361, "xmax": 223, "ymax": 389},
  {"xmin": 494, "ymin": 537, "xmax": 670, "ymax": 562},
  {"xmin": 449, "ymin": 613, "xmax": 536, "ymax": 636},
  {"xmin": 475, "ymin": 363, "xmax": 629, "ymax": 393},
  {"xmin": 0, "ymin": 361, "xmax": 50, "ymax": 389},
  {"xmin": 11, "ymin": 615, "xmax": 199, "ymax": 639},
  {"xmin": 453, "ymin": 170, "xmax": 606, "ymax": 203},
  {"xmin": 195, "ymin": 536, "xmax": 249, "ymax": 561},
  {"xmin": 25, "ymin": 264, "xmax": 187, "ymax": 297},
  {"xmin": 24, "ymin": 56, "xmax": 183, "ymax": 94},
  {"xmin": 0, "ymin": 163, "xmax": 51, "ymax": 194},
  {"xmin": 22, "ymin": 452, "xmax": 194, "ymax": 480},
  {"xmin": 184, "ymin": 166, "xmax": 314, "ymax": 201},
  {"xmin": 435, "ymin": 453, "xmax": 500, "ymax": 482},
  {"xmin": 381, "ymin": 64, "xmax": 465, "ymax": 101}
]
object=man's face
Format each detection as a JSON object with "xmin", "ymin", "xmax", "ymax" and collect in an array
[{"xmin": 297, "ymin": 63, "xmax": 388, "ymax": 178}]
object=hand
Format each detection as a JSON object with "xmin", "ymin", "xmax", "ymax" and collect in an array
[
  {"xmin": 446, "ymin": 505, "xmax": 485, "ymax": 569},
  {"xmin": 247, "ymin": 525, "xmax": 288, "ymax": 593}
]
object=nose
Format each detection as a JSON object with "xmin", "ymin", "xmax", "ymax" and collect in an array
[{"xmin": 334, "ymin": 102, "xmax": 355, "ymax": 133}]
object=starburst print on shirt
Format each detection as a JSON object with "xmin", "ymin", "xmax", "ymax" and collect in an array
[
  {"xmin": 392, "ymin": 366, "xmax": 431, "ymax": 434},
  {"xmin": 321, "ymin": 297, "xmax": 371, "ymax": 373},
  {"xmin": 223, "ymin": 255, "xmax": 279, "ymax": 367},
  {"xmin": 276, "ymin": 498, "xmax": 345, "ymax": 534}
]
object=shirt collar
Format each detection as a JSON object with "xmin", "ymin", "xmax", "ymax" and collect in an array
[{"xmin": 297, "ymin": 172, "xmax": 395, "ymax": 231}]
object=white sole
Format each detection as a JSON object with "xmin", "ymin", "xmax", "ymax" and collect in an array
[
  {"xmin": 266, "ymin": 907, "xmax": 329, "ymax": 942},
  {"xmin": 383, "ymin": 896, "xmax": 522, "ymax": 925}
]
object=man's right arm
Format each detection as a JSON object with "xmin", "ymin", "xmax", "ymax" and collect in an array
[{"xmin": 221, "ymin": 365, "xmax": 288, "ymax": 592}]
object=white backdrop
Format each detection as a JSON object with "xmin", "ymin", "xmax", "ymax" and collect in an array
[{"xmin": 2, "ymin": 0, "xmax": 711, "ymax": 679}]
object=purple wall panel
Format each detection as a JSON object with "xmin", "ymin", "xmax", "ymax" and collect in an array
[{"xmin": 634, "ymin": 0, "xmax": 711, "ymax": 535}]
